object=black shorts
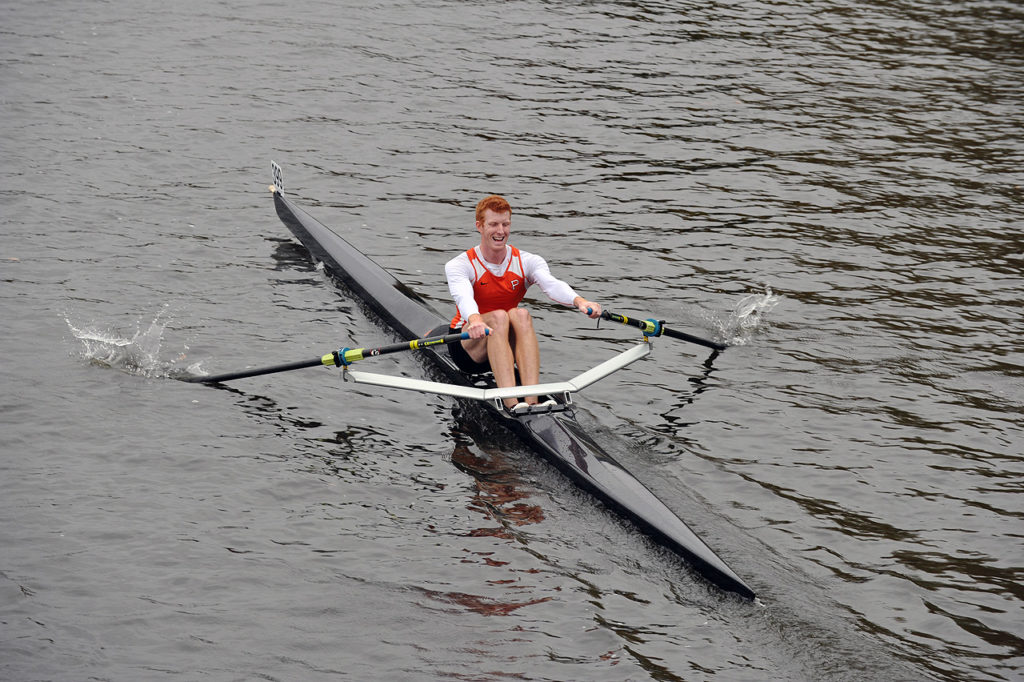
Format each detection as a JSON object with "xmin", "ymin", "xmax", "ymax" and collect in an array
[{"xmin": 447, "ymin": 327, "xmax": 491, "ymax": 375}]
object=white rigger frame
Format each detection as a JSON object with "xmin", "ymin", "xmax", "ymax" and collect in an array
[{"xmin": 344, "ymin": 341, "xmax": 651, "ymax": 413}]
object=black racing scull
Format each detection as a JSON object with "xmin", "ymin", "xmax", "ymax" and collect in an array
[{"xmin": 268, "ymin": 164, "xmax": 754, "ymax": 600}]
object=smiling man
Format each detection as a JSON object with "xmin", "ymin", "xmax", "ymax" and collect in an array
[{"xmin": 445, "ymin": 195, "xmax": 602, "ymax": 413}]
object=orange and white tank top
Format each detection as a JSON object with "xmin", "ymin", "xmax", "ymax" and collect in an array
[{"xmin": 450, "ymin": 246, "xmax": 527, "ymax": 328}]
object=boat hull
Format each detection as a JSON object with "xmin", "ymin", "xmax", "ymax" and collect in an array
[{"xmin": 273, "ymin": 189, "xmax": 755, "ymax": 600}]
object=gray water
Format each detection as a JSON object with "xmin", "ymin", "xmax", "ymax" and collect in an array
[{"xmin": 3, "ymin": 0, "xmax": 1022, "ymax": 680}]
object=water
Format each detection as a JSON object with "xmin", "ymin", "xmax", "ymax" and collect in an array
[{"xmin": 3, "ymin": 0, "xmax": 1022, "ymax": 679}]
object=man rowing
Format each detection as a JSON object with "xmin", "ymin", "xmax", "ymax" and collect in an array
[{"xmin": 445, "ymin": 195, "xmax": 602, "ymax": 414}]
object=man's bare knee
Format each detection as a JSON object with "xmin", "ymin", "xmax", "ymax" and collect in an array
[
  {"xmin": 485, "ymin": 309, "xmax": 511, "ymax": 332},
  {"xmin": 508, "ymin": 307, "xmax": 534, "ymax": 329}
]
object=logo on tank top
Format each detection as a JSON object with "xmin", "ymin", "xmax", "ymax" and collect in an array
[{"xmin": 510, "ymin": 278, "xmax": 521, "ymax": 290}]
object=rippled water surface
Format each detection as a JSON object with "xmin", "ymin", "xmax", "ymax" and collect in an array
[{"xmin": 3, "ymin": 1, "xmax": 1022, "ymax": 680}]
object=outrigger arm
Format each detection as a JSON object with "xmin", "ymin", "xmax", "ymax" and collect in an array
[{"xmin": 344, "ymin": 341, "xmax": 652, "ymax": 413}]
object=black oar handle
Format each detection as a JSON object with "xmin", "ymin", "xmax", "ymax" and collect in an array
[
  {"xmin": 185, "ymin": 330, "xmax": 476, "ymax": 385},
  {"xmin": 182, "ymin": 357, "xmax": 324, "ymax": 384},
  {"xmin": 659, "ymin": 326, "xmax": 727, "ymax": 351},
  {"xmin": 589, "ymin": 309, "xmax": 727, "ymax": 352},
  {"xmin": 333, "ymin": 331, "xmax": 473, "ymax": 366}
]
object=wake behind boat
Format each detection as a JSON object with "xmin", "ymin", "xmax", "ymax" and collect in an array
[{"xmin": 232, "ymin": 163, "xmax": 754, "ymax": 600}]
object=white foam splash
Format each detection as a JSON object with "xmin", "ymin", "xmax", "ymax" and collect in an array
[
  {"xmin": 706, "ymin": 285, "xmax": 780, "ymax": 346},
  {"xmin": 65, "ymin": 306, "xmax": 196, "ymax": 378}
]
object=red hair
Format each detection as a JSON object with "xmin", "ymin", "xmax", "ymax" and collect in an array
[{"xmin": 475, "ymin": 195, "xmax": 511, "ymax": 224}]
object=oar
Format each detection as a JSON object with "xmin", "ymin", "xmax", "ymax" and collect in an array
[
  {"xmin": 589, "ymin": 309, "xmax": 727, "ymax": 352},
  {"xmin": 184, "ymin": 331, "xmax": 478, "ymax": 384}
]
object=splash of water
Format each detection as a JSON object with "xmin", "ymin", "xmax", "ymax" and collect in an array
[
  {"xmin": 706, "ymin": 285, "xmax": 780, "ymax": 346},
  {"xmin": 65, "ymin": 307, "xmax": 201, "ymax": 379}
]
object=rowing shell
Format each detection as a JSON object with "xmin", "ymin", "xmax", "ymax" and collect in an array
[{"xmin": 270, "ymin": 164, "xmax": 755, "ymax": 600}]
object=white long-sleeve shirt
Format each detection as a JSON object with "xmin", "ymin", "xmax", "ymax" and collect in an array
[{"xmin": 445, "ymin": 245, "xmax": 579, "ymax": 324}]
